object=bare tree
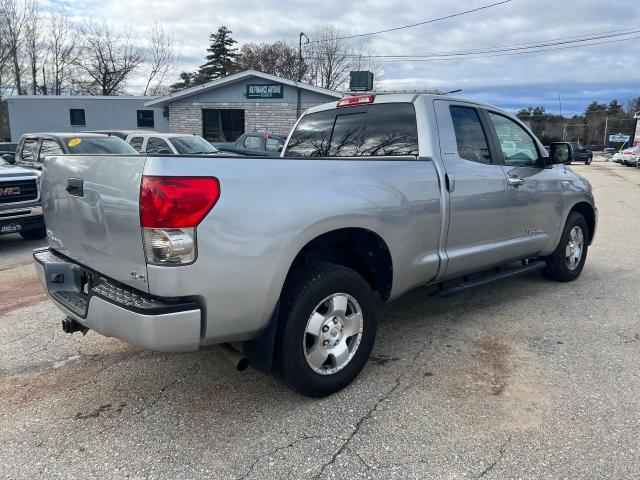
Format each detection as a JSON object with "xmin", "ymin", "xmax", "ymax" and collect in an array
[
  {"xmin": 304, "ymin": 26, "xmax": 352, "ymax": 90},
  {"xmin": 304, "ymin": 26, "xmax": 380, "ymax": 91},
  {"xmin": 235, "ymin": 41, "xmax": 301, "ymax": 81},
  {"xmin": 23, "ymin": 0, "xmax": 45, "ymax": 94},
  {"xmin": 46, "ymin": 5, "xmax": 77, "ymax": 95},
  {"xmin": 0, "ymin": 0, "xmax": 30, "ymax": 95},
  {"xmin": 0, "ymin": 3, "xmax": 12, "ymax": 98},
  {"xmin": 142, "ymin": 23, "xmax": 175, "ymax": 96},
  {"xmin": 73, "ymin": 19, "xmax": 144, "ymax": 95}
]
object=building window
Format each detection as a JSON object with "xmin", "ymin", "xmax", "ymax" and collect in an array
[
  {"xmin": 203, "ymin": 109, "xmax": 245, "ymax": 142},
  {"xmin": 137, "ymin": 110, "xmax": 154, "ymax": 128},
  {"xmin": 70, "ymin": 109, "xmax": 86, "ymax": 126}
]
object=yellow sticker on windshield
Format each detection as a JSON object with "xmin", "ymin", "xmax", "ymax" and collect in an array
[{"xmin": 68, "ymin": 138, "xmax": 82, "ymax": 147}]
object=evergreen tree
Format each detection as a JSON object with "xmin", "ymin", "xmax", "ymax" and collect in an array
[
  {"xmin": 585, "ymin": 101, "xmax": 607, "ymax": 115},
  {"xmin": 607, "ymin": 99, "xmax": 623, "ymax": 117},
  {"xmin": 198, "ymin": 26, "xmax": 238, "ymax": 81},
  {"xmin": 169, "ymin": 71, "xmax": 197, "ymax": 92}
]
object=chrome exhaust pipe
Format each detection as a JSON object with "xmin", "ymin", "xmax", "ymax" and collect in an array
[{"xmin": 217, "ymin": 343, "xmax": 249, "ymax": 371}]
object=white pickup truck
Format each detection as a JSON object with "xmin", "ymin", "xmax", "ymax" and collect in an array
[{"xmin": 34, "ymin": 94, "xmax": 596, "ymax": 397}]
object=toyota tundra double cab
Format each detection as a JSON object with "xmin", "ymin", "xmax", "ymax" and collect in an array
[
  {"xmin": 33, "ymin": 94, "xmax": 596, "ymax": 397},
  {"xmin": 0, "ymin": 157, "xmax": 45, "ymax": 239}
]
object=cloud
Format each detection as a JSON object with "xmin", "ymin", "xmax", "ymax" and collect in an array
[{"xmin": 68, "ymin": 0, "xmax": 639, "ymax": 113}]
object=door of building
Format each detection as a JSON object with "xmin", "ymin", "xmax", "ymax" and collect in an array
[{"xmin": 202, "ymin": 109, "xmax": 245, "ymax": 142}]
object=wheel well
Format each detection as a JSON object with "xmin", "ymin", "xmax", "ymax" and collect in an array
[
  {"xmin": 570, "ymin": 202, "xmax": 595, "ymax": 244},
  {"xmin": 287, "ymin": 228, "xmax": 393, "ymax": 300}
]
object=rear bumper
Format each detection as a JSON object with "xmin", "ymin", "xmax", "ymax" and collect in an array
[{"xmin": 33, "ymin": 248, "xmax": 202, "ymax": 352}]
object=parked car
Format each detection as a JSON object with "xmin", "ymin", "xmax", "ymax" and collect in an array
[
  {"xmin": 613, "ymin": 146, "xmax": 640, "ymax": 166},
  {"xmin": 214, "ymin": 132, "xmax": 286, "ymax": 156},
  {"xmin": 86, "ymin": 131, "xmax": 236, "ymax": 156},
  {"xmin": 14, "ymin": 133, "xmax": 137, "ymax": 170},
  {"xmin": 34, "ymin": 94, "xmax": 596, "ymax": 397},
  {"xmin": 0, "ymin": 156, "xmax": 45, "ymax": 239},
  {"xmin": 569, "ymin": 142, "xmax": 593, "ymax": 165}
]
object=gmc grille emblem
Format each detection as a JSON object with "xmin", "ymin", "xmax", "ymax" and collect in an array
[{"xmin": 0, "ymin": 187, "xmax": 21, "ymax": 196}]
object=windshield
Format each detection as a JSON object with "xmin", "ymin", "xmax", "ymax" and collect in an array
[
  {"xmin": 66, "ymin": 137, "xmax": 138, "ymax": 154},
  {"xmin": 171, "ymin": 136, "xmax": 219, "ymax": 154}
]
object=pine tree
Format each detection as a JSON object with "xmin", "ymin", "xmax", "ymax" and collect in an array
[
  {"xmin": 198, "ymin": 26, "xmax": 238, "ymax": 81},
  {"xmin": 169, "ymin": 72, "xmax": 196, "ymax": 92}
]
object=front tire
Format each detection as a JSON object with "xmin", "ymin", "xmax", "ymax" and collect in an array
[
  {"xmin": 542, "ymin": 212, "xmax": 588, "ymax": 282},
  {"xmin": 275, "ymin": 262, "xmax": 377, "ymax": 397},
  {"xmin": 585, "ymin": 155, "xmax": 592, "ymax": 165}
]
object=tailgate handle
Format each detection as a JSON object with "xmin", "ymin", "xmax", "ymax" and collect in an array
[{"xmin": 66, "ymin": 178, "xmax": 84, "ymax": 197}]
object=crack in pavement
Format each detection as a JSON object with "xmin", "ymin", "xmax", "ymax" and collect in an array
[
  {"xmin": 313, "ymin": 339, "xmax": 435, "ymax": 479},
  {"xmin": 235, "ymin": 434, "xmax": 343, "ymax": 480},
  {"xmin": 477, "ymin": 437, "xmax": 511, "ymax": 478}
]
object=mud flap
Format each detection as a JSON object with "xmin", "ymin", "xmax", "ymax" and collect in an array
[{"xmin": 243, "ymin": 302, "xmax": 279, "ymax": 373}]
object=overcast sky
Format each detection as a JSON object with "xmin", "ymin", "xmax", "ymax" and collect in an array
[{"xmin": 65, "ymin": 0, "xmax": 640, "ymax": 115}]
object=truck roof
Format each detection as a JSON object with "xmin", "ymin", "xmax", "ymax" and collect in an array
[{"xmin": 304, "ymin": 93, "xmax": 499, "ymax": 116}]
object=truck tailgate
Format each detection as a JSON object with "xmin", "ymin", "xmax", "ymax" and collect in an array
[{"xmin": 41, "ymin": 154, "xmax": 149, "ymax": 292}]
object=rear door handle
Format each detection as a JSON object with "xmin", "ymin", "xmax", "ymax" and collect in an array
[
  {"xmin": 66, "ymin": 178, "xmax": 84, "ymax": 197},
  {"xmin": 507, "ymin": 177, "xmax": 525, "ymax": 187}
]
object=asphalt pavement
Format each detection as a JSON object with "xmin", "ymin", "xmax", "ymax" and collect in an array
[{"xmin": 0, "ymin": 162, "xmax": 638, "ymax": 479}]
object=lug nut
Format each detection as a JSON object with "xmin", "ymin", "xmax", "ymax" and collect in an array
[
  {"xmin": 333, "ymin": 318, "xmax": 338, "ymax": 324},
  {"xmin": 322, "ymin": 325, "xmax": 330, "ymax": 332},
  {"xmin": 323, "ymin": 340, "xmax": 329, "ymax": 346}
]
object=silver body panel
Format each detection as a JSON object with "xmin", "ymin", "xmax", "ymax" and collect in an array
[{"xmin": 36, "ymin": 94, "xmax": 596, "ymax": 350}]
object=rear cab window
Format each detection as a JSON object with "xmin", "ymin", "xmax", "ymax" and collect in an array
[
  {"xmin": 65, "ymin": 137, "xmax": 138, "ymax": 154},
  {"xmin": 285, "ymin": 103, "xmax": 419, "ymax": 157}
]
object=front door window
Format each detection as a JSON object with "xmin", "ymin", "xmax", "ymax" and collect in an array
[{"xmin": 203, "ymin": 109, "xmax": 245, "ymax": 142}]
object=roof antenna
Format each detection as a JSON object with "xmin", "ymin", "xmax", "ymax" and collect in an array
[{"xmin": 443, "ymin": 89, "xmax": 462, "ymax": 95}]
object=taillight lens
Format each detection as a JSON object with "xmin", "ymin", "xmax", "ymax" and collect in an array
[
  {"xmin": 140, "ymin": 176, "xmax": 220, "ymax": 228},
  {"xmin": 140, "ymin": 176, "xmax": 219, "ymax": 265},
  {"xmin": 143, "ymin": 227, "xmax": 196, "ymax": 265},
  {"xmin": 336, "ymin": 94, "xmax": 375, "ymax": 107}
]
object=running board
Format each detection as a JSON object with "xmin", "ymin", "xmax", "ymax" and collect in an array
[{"xmin": 432, "ymin": 260, "xmax": 546, "ymax": 298}]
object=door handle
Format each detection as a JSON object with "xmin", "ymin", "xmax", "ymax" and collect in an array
[
  {"xmin": 507, "ymin": 177, "xmax": 525, "ymax": 187},
  {"xmin": 66, "ymin": 178, "xmax": 84, "ymax": 197}
]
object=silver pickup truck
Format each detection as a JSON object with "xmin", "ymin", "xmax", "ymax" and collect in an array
[{"xmin": 34, "ymin": 94, "xmax": 596, "ymax": 397}]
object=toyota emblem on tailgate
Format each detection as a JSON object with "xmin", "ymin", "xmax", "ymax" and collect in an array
[{"xmin": 0, "ymin": 187, "xmax": 20, "ymax": 196}]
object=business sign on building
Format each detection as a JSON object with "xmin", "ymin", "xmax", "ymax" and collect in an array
[
  {"xmin": 634, "ymin": 112, "xmax": 640, "ymax": 146},
  {"xmin": 246, "ymin": 84, "xmax": 283, "ymax": 99},
  {"xmin": 609, "ymin": 133, "xmax": 631, "ymax": 143}
]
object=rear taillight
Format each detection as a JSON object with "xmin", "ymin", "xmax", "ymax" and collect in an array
[
  {"xmin": 140, "ymin": 176, "xmax": 220, "ymax": 228},
  {"xmin": 337, "ymin": 94, "xmax": 375, "ymax": 108},
  {"xmin": 140, "ymin": 176, "xmax": 220, "ymax": 265}
]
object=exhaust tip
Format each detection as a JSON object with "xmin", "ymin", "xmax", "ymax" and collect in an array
[
  {"xmin": 236, "ymin": 357, "xmax": 250, "ymax": 372},
  {"xmin": 217, "ymin": 343, "xmax": 250, "ymax": 372}
]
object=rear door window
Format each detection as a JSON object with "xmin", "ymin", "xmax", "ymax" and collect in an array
[
  {"xmin": 146, "ymin": 137, "xmax": 173, "ymax": 154},
  {"xmin": 243, "ymin": 135, "xmax": 262, "ymax": 150},
  {"xmin": 285, "ymin": 103, "xmax": 418, "ymax": 157},
  {"xmin": 449, "ymin": 106, "xmax": 492, "ymax": 164},
  {"xmin": 129, "ymin": 137, "xmax": 144, "ymax": 152},
  {"xmin": 21, "ymin": 138, "xmax": 38, "ymax": 161}
]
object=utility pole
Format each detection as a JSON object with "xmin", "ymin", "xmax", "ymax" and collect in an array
[
  {"xmin": 603, "ymin": 116, "xmax": 609, "ymax": 148},
  {"xmin": 558, "ymin": 94, "xmax": 562, "ymax": 117},
  {"xmin": 296, "ymin": 32, "xmax": 309, "ymax": 118}
]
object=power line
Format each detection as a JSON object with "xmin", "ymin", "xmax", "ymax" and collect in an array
[
  {"xmin": 351, "ymin": 27, "xmax": 640, "ymax": 59},
  {"xmin": 304, "ymin": 0, "xmax": 512, "ymax": 44},
  {"xmin": 370, "ymin": 33, "xmax": 640, "ymax": 62},
  {"xmin": 303, "ymin": 29, "xmax": 640, "ymax": 63}
]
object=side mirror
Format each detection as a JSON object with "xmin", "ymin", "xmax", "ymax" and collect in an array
[
  {"xmin": 1, "ymin": 153, "xmax": 15, "ymax": 164},
  {"xmin": 549, "ymin": 142, "xmax": 574, "ymax": 165},
  {"xmin": 277, "ymin": 145, "xmax": 284, "ymax": 153}
]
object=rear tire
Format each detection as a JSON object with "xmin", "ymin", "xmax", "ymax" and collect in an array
[
  {"xmin": 542, "ymin": 212, "xmax": 588, "ymax": 282},
  {"xmin": 275, "ymin": 262, "xmax": 377, "ymax": 397},
  {"xmin": 585, "ymin": 156, "xmax": 592, "ymax": 165},
  {"xmin": 20, "ymin": 224, "xmax": 46, "ymax": 240}
]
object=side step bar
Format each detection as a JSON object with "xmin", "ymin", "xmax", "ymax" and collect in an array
[{"xmin": 432, "ymin": 260, "xmax": 546, "ymax": 299}]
